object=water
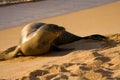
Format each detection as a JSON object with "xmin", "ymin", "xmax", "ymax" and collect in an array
[{"xmin": 0, "ymin": 0, "xmax": 117, "ymax": 29}]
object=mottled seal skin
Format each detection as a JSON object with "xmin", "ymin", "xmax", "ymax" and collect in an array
[
  {"xmin": 0, "ymin": 22, "xmax": 107, "ymax": 60},
  {"xmin": 0, "ymin": 23, "xmax": 65, "ymax": 60},
  {"xmin": 20, "ymin": 23, "xmax": 65, "ymax": 56}
]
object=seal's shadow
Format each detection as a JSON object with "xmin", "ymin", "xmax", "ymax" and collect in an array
[{"xmin": 42, "ymin": 40, "xmax": 106, "ymax": 57}]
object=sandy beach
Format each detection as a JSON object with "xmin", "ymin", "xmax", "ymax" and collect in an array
[{"xmin": 0, "ymin": 1, "xmax": 120, "ymax": 80}]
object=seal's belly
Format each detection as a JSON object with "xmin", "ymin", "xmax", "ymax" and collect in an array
[
  {"xmin": 20, "ymin": 40, "xmax": 51, "ymax": 56},
  {"xmin": 20, "ymin": 26, "xmax": 58, "ymax": 56}
]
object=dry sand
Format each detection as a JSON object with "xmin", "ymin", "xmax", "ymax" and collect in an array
[{"xmin": 0, "ymin": 1, "xmax": 120, "ymax": 80}]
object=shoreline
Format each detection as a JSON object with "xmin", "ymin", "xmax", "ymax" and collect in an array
[
  {"xmin": 0, "ymin": 0, "xmax": 117, "ymax": 30},
  {"xmin": 0, "ymin": 0, "xmax": 43, "ymax": 7}
]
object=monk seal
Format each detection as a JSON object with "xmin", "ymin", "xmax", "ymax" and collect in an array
[
  {"xmin": 0, "ymin": 23, "xmax": 66, "ymax": 60},
  {"xmin": 0, "ymin": 22, "xmax": 107, "ymax": 60},
  {"xmin": 20, "ymin": 23, "xmax": 66, "ymax": 56}
]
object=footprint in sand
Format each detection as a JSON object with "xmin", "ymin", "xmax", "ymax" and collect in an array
[{"xmin": 92, "ymin": 52, "xmax": 111, "ymax": 63}]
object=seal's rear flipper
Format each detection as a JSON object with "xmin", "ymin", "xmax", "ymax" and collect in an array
[
  {"xmin": 54, "ymin": 31, "xmax": 107, "ymax": 46},
  {"xmin": 82, "ymin": 34, "xmax": 108, "ymax": 41}
]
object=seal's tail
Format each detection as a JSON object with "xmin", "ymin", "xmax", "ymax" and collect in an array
[
  {"xmin": 54, "ymin": 31, "xmax": 108, "ymax": 46},
  {"xmin": 82, "ymin": 34, "xmax": 108, "ymax": 41},
  {"xmin": 54, "ymin": 31, "xmax": 82, "ymax": 45}
]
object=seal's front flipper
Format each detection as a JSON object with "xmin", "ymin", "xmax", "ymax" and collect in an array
[
  {"xmin": 0, "ymin": 46, "xmax": 16, "ymax": 61},
  {"xmin": 0, "ymin": 46, "xmax": 21, "ymax": 61},
  {"xmin": 0, "ymin": 51, "xmax": 16, "ymax": 61}
]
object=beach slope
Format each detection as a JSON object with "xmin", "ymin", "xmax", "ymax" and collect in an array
[{"xmin": 0, "ymin": 1, "xmax": 120, "ymax": 80}]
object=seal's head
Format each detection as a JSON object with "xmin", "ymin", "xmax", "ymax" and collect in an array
[{"xmin": 42, "ymin": 24, "xmax": 65, "ymax": 37}]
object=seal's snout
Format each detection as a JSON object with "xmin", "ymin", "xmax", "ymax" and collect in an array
[
  {"xmin": 44, "ymin": 24, "xmax": 65, "ymax": 32},
  {"xmin": 58, "ymin": 26, "xmax": 65, "ymax": 31}
]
